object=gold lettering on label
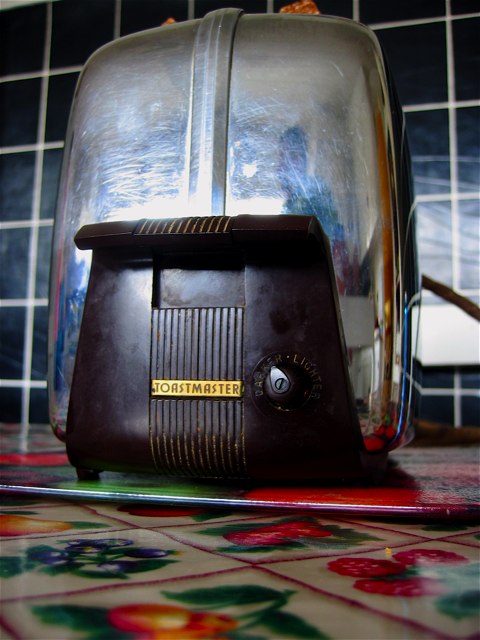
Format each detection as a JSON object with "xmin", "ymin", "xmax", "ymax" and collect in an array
[{"xmin": 151, "ymin": 380, "xmax": 244, "ymax": 398}]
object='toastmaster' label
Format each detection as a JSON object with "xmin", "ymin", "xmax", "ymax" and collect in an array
[{"xmin": 151, "ymin": 380, "xmax": 244, "ymax": 398}]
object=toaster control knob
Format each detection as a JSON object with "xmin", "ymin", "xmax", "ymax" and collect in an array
[{"xmin": 264, "ymin": 364, "xmax": 312, "ymax": 410}]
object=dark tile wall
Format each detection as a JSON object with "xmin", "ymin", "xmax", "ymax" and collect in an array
[{"xmin": 1, "ymin": 0, "xmax": 479, "ymax": 428}]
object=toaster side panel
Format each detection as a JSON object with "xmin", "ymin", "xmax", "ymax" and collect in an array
[{"xmin": 66, "ymin": 251, "xmax": 154, "ymax": 474}]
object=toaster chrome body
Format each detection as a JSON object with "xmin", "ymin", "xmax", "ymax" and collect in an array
[{"xmin": 48, "ymin": 9, "xmax": 417, "ymax": 480}]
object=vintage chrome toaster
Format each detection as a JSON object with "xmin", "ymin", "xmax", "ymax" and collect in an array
[{"xmin": 48, "ymin": 9, "xmax": 418, "ymax": 481}]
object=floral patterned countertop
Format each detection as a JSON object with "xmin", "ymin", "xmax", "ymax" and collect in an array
[
  {"xmin": 1, "ymin": 425, "xmax": 479, "ymax": 639},
  {"xmin": 1, "ymin": 496, "xmax": 479, "ymax": 639}
]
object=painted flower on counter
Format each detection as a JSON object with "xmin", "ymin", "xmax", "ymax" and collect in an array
[
  {"xmin": 108, "ymin": 603, "xmax": 237, "ymax": 639},
  {"xmin": 354, "ymin": 576, "xmax": 448, "ymax": 597},
  {"xmin": 0, "ymin": 513, "xmax": 107, "ymax": 537},
  {"xmin": 199, "ymin": 516, "xmax": 380, "ymax": 552},
  {"xmin": 393, "ymin": 549, "xmax": 470, "ymax": 567},
  {"xmin": 0, "ymin": 537, "xmax": 176, "ymax": 579},
  {"xmin": 224, "ymin": 521, "xmax": 333, "ymax": 546},
  {"xmin": 32, "ymin": 585, "xmax": 327, "ymax": 639},
  {"xmin": 328, "ymin": 548, "xmax": 480, "ymax": 619},
  {"xmin": 328, "ymin": 557, "xmax": 406, "ymax": 578}
]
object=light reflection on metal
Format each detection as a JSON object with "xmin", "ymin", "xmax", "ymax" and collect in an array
[{"xmin": 48, "ymin": 10, "xmax": 417, "ymax": 452}]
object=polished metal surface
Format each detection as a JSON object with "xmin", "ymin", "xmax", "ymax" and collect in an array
[
  {"xmin": 189, "ymin": 8, "xmax": 242, "ymax": 215},
  {"xmin": 49, "ymin": 10, "xmax": 417, "ymax": 452}
]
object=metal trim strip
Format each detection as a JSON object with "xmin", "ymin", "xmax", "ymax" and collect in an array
[{"xmin": 188, "ymin": 9, "xmax": 243, "ymax": 216}]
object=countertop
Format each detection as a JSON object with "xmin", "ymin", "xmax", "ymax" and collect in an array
[{"xmin": 1, "ymin": 424, "xmax": 479, "ymax": 639}]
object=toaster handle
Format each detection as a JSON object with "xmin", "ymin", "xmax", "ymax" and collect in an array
[{"xmin": 74, "ymin": 214, "xmax": 329, "ymax": 257}]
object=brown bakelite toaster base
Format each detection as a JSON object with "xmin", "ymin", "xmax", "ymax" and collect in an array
[{"xmin": 67, "ymin": 215, "xmax": 386, "ymax": 482}]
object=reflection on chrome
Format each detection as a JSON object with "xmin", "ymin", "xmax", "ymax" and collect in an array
[{"xmin": 49, "ymin": 10, "xmax": 417, "ymax": 455}]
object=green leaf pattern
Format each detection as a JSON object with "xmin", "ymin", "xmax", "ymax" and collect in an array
[
  {"xmin": 198, "ymin": 517, "xmax": 380, "ymax": 552},
  {"xmin": 33, "ymin": 585, "xmax": 328, "ymax": 639}
]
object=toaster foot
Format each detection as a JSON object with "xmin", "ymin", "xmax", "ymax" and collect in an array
[{"xmin": 76, "ymin": 467, "xmax": 101, "ymax": 481}]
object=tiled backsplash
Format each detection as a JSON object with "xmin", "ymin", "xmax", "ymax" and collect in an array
[{"xmin": 1, "ymin": 0, "xmax": 479, "ymax": 428}]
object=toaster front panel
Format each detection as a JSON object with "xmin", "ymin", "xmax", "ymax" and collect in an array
[
  {"xmin": 150, "ymin": 306, "xmax": 247, "ymax": 478},
  {"xmin": 67, "ymin": 215, "xmax": 387, "ymax": 480}
]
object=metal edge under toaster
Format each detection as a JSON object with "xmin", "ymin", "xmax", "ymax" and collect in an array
[{"xmin": 48, "ymin": 9, "xmax": 418, "ymax": 481}]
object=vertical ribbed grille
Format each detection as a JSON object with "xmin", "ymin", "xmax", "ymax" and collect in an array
[
  {"xmin": 150, "ymin": 399, "xmax": 245, "ymax": 478},
  {"xmin": 152, "ymin": 307, "xmax": 243, "ymax": 381},
  {"xmin": 150, "ymin": 307, "xmax": 246, "ymax": 477}
]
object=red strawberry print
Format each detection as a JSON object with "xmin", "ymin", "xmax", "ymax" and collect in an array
[
  {"xmin": 225, "ymin": 521, "xmax": 332, "ymax": 546},
  {"xmin": 354, "ymin": 576, "xmax": 448, "ymax": 597},
  {"xmin": 328, "ymin": 557, "xmax": 406, "ymax": 578},
  {"xmin": 225, "ymin": 528, "xmax": 285, "ymax": 546},
  {"xmin": 393, "ymin": 549, "xmax": 469, "ymax": 566},
  {"xmin": 276, "ymin": 522, "xmax": 333, "ymax": 538}
]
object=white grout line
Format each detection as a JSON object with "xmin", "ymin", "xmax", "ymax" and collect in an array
[
  {"xmin": 453, "ymin": 370, "xmax": 463, "ymax": 427},
  {"xmin": 114, "ymin": 0, "xmax": 121, "ymax": 39},
  {"xmin": 0, "ymin": 298, "xmax": 48, "ymax": 307},
  {"xmin": 408, "ymin": 374, "xmax": 478, "ymax": 398},
  {"xmin": 447, "ymin": 0, "xmax": 465, "ymax": 426},
  {"xmin": 352, "ymin": 0, "xmax": 360, "ymax": 23},
  {"xmin": 418, "ymin": 387, "xmax": 480, "ymax": 397},
  {"xmin": 446, "ymin": 0, "xmax": 461, "ymax": 289},
  {"xmin": 20, "ymin": 2, "xmax": 52, "ymax": 425},
  {"xmin": 403, "ymin": 99, "xmax": 480, "ymax": 112},
  {"xmin": 0, "ymin": 141, "xmax": 64, "ymax": 154},
  {"xmin": 415, "ymin": 192, "xmax": 479, "ymax": 202},
  {"xmin": 369, "ymin": 11, "xmax": 480, "ymax": 31},
  {"xmin": 0, "ymin": 379, "xmax": 48, "ymax": 389},
  {"xmin": 0, "ymin": 219, "xmax": 53, "ymax": 230},
  {"xmin": 0, "ymin": 66, "xmax": 82, "ymax": 83}
]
